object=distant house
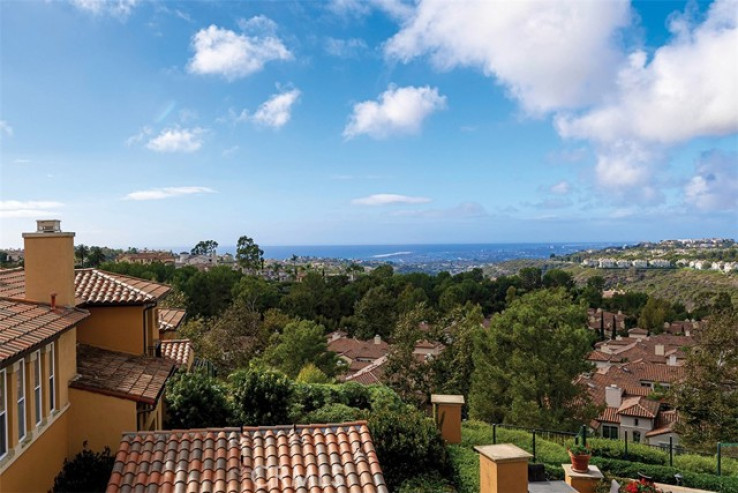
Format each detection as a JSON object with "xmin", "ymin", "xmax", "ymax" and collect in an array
[{"xmin": 116, "ymin": 251, "xmax": 175, "ymax": 264}]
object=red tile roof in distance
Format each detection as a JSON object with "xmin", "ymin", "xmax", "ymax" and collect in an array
[
  {"xmin": 158, "ymin": 308, "xmax": 186, "ymax": 332},
  {"xmin": 0, "ymin": 268, "xmax": 25, "ymax": 299},
  {"xmin": 75, "ymin": 269, "xmax": 171, "ymax": 305},
  {"xmin": 0, "ymin": 298, "xmax": 89, "ymax": 365},
  {"xmin": 160, "ymin": 339, "xmax": 193, "ymax": 366},
  {"xmin": 72, "ymin": 344, "xmax": 174, "ymax": 404},
  {"xmin": 107, "ymin": 421, "xmax": 389, "ymax": 493}
]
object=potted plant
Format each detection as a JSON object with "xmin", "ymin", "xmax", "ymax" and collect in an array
[{"xmin": 568, "ymin": 444, "xmax": 591, "ymax": 473}]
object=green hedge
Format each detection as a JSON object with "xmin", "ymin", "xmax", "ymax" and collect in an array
[{"xmin": 448, "ymin": 445, "xmax": 479, "ymax": 493}]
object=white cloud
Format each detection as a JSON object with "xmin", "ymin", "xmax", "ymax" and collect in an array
[
  {"xmin": 685, "ymin": 150, "xmax": 738, "ymax": 212},
  {"xmin": 126, "ymin": 126, "xmax": 152, "ymax": 147},
  {"xmin": 251, "ymin": 89, "xmax": 301, "ymax": 128},
  {"xmin": 555, "ymin": 0, "xmax": 738, "ymax": 144},
  {"xmin": 0, "ymin": 200, "xmax": 63, "ymax": 218},
  {"xmin": 237, "ymin": 15, "xmax": 278, "ymax": 36},
  {"xmin": 385, "ymin": 0, "xmax": 631, "ymax": 114},
  {"xmin": 352, "ymin": 194, "xmax": 431, "ymax": 206},
  {"xmin": 328, "ymin": 0, "xmax": 413, "ymax": 20},
  {"xmin": 70, "ymin": 0, "xmax": 139, "ymax": 18},
  {"xmin": 187, "ymin": 24, "xmax": 292, "ymax": 80},
  {"xmin": 146, "ymin": 127, "xmax": 204, "ymax": 153},
  {"xmin": 0, "ymin": 120, "xmax": 13, "ymax": 137},
  {"xmin": 325, "ymin": 37, "xmax": 368, "ymax": 58},
  {"xmin": 125, "ymin": 187, "xmax": 215, "ymax": 201},
  {"xmin": 343, "ymin": 85, "xmax": 446, "ymax": 139},
  {"xmin": 549, "ymin": 181, "xmax": 571, "ymax": 195}
]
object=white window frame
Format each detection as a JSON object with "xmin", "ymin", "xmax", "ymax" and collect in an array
[
  {"xmin": 48, "ymin": 343, "xmax": 56, "ymax": 413},
  {"xmin": 0, "ymin": 369, "xmax": 7, "ymax": 460},
  {"xmin": 33, "ymin": 351, "xmax": 42, "ymax": 426},
  {"xmin": 17, "ymin": 362, "xmax": 26, "ymax": 442}
]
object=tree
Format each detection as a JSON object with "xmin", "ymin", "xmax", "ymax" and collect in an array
[
  {"xmin": 638, "ymin": 297, "xmax": 674, "ymax": 334},
  {"xmin": 86, "ymin": 246, "xmax": 106, "ymax": 267},
  {"xmin": 470, "ymin": 289, "xmax": 596, "ymax": 430},
  {"xmin": 354, "ymin": 285, "xmax": 397, "ymax": 339},
  {"xmin": 672, "ymin": 308, "xmax": 738, "ymax": 450},
  {"xmin": 229, "ymin": 365, "xmax": 294, "ymax": 426},
  {"xmin": 236, "ymin": 235, "xmax": 264, "ymax": 272},
  {"xmin": 264, "ymin": 320, "xmax": 339, "ymax": 378},
  {"xmin": 75, "ymin": 244, "xmax": 89, "ymax": 267},
  {"xmin": 164, "ymin": 370, "xmax": 231, "ymax": 429},
  {"xmin": 431, "ymin": 304, "xmax": 484, "ymax": 398},
  {"xmin": 52, "ymin": 446, "xmax": 114, "ymax": 493},
  {"xmin": 181, "ymin": 266, "xmax": 241, "ymax": 318},
  {"xmin": 296, "ymin": 363, "xmax": 331, "ymax": 384},
  {"xmin": 518, "ymin": 267, "xmax": 542, "ymax": 292},
  {"xmin": 191, "ymin": 240, "xmax": 218, "ymax": 256},
  {"xmin": 542, "ymin": 269, "xmax": 574, "ymax": 290}
]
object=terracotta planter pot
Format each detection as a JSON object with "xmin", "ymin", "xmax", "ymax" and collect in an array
[{"xmin": 569, "ymin": 451, "xmax": 591, "ymax": 473}]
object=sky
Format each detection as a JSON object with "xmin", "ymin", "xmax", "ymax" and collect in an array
[{"xmin": 0, "ymin": 0, "xmax": 736, "ymax": 248}]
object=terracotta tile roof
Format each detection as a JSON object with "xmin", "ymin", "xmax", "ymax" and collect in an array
[
  {"xmin": 328, "ymin": 337, "xmax": 389, "ymax": 362},
  {"xmin": 107, "ymin": 421, "xmax": 389, "ymax": 493},
  {"xmin": 646, "ymin": 410, "xmax": 679, "ymax": 437},
  {"xmin": 75, "ymin": 269, "xmax": 171, "ymax": 305},
  {"xmin": 0, "ymin": 268, "xmax": 171, "ymax": 306},
  {"xmin": 0, "ymin": 268, "xmax": 25, "ymax": 299},
  {"xmin": 158, "ymin": 308, "xmax": 186, "ymax": 332},
  {"xmin": 345, "ymin": 356, "xmax": 387, "ymax": 385},
  {"xmin": 587, "ymin": 350, "xmax": 612, "ymax": 362},
  {"xmin": 0, "ymin": 298, "xmax": 89, "ymax": 365},
  {"xmin": 72, "ymin": 344, "xmax": 175, "ymax": 404},
  {"xmin": 160, "ymin": 339, "xmax": 193, "ymax": 367},
  {"xmin": 618, "ymin": 396, "xmax": 661, "ymax": 419},
  {"xmin": 624, "ymin": 361, "xmax": 685, "ymax": 384},
  {"xmin": 599, "ymin": 407, "xmax": 621, "ymax": 424}
]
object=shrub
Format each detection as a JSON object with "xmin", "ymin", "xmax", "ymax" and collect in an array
[
  {"xmin": 585, "ymin": 438, "xmax": 666, "ymax": 466},
  {"xmin": 164, "ymin": 370, "xmax": 231, "ymax": 429},
  {"xmin": 369, "ymin": 405, "xmax": 451, "ymax": 490},
  {"xmin": 229, "ymin": 365, "xmax": 294, "ymax": 426},
  {"xmin": 300, "ymin": 403, "xmax": 367, "ymax": 424},
  {"xmin": 397, "ymin": 472, "xmax": 455, "ymax": 492},
  {"xmin": 448, "ymin": 445, "xmax": 479, "ymax": 493},
  {"xmin": 53, "ymin": 446, "xmax": 114, "ymax": 493}
]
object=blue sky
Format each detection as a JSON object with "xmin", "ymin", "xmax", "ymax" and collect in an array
[{"xmin": 1, "ymin": 0, "xmax": 736, "ymax": 248}]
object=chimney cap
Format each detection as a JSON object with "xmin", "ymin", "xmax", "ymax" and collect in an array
[
  {"xmin": 431, "ymin": 394, "xmax": 465, "ymax": 405},
  {"xmin": 36, "ymin": 219, "xmax": 61, "ymax": 232}
]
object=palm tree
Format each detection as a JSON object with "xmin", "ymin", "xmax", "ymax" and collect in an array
[{"xmin": 75, "ymin": 244, "xmax": 89, "ymax": 267}]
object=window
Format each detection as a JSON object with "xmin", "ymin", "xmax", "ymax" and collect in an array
[
  {"xmin": 634, "ymin": 418, "xmax": 639, "ymax": 426},
  {"xmin": 602, "ymin": 425, "xmax": 618, "ymax": 440},
  {"xmin": 633, "ymin": 431, "xmax": 641, "ymax": 443},
  {"xmin": 33, "ymin": 351, "xmax": 42, "ymax": 426},
  {"xmin": 0, "ymin": 369, "xmax": 7, "ymax": 459},
  {"xmin": 17, "ymin": 363, "xmax": 26, "ymax": 442},
  {"xmin": 48, "ymin": 343, "xmax": 56, "ymax": 413}
]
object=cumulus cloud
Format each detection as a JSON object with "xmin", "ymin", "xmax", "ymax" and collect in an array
[
  {"xmin": 685, "ymin": 150, "xmax": 738, "ymax": 212},
  {"xmin": 146, "ymin": 128, "xmax": 204, "ymax": 153},
  {"xmin": 556, "ymin": 0, "xmax": 738, "ymax": 145},
  {"xmin": 251, "ymin": 89, "xmax": 301, "ymax": 128},
  {"xmin": 0, "ymin": 120, "xmax": 12, "ymax": 137},
  {"xmin": 70, "ymin": 0, "xmax": 138, "ymax": 18},
  {"xmin": 187, "ymin": 23, "xmax": 292, "ymax": 80},
  {"xmin": 351, "ymin": 194, "xmax": 431, "ymax": 206},
  {"xmin": 343, "ymin": 85, "xmax": 446, "ymax": 139},
  {"xmin": 385, "ymin": 0, "xmax": 631, "ymax": 114},
  {"xmin": 125, "ymin": 187, "xmax": 215, "ymax": 201},
  {"xmin": 0, "ymin": 200, "xmax": 64, "ymax": 218}
]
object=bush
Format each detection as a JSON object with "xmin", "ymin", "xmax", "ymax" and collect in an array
[
  {"xmin": 448, "ymin": 445, "xmax": 479, "ymax": 493},
  {"xmin": 229, "ymin": 365, "xmax": 294, "ymax": 426},
  {"xmin": 164, "ymin": 370, "xmax": 231, "ymax": 429},
  {"xmin": 397, "ymin": 472, "xmax": 455, "ymax": 492},
  {"xmin": 585, "ymin": 438, "xmax": 666, "ymax": 465},
  {"xmin": 53, "ymin": 447, "xmax": 114, "ymax": 493},
  {"xmin": 300, "ymin": 403, "xmax": 367, "ymax": 424},
  {"xmin": 369, "ymin": 405, "xmax": 451, "ymax": 490}
]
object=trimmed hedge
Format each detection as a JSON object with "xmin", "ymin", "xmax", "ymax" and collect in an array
[{"xmin": 448, "ymin": 445, "xmax": 479, "ymax": 493}]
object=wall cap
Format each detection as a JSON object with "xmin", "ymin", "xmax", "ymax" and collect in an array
[
  {"xmin": 474, "ymin": 443, "xmax": 532, "ymax": 463},
  {"xmin": 431, "ymin": 394, "xmax": 465, "ymax": 405}
]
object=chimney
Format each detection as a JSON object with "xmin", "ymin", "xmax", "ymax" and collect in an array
[
  {"xmin": 374, "ymin": 334, "xmax": 381, "ymax": 345},
  {"xmin": 685, "ymin": 328, "xmax": 691, "ymax": 337},
  {"xmin": 474, "ymin": 444, "xmax": 532, "ymax": 493},
  {"xmin": 431, "ymin": 394, "xmax": 464, "ymax": 444},
  {"xmin": 668, "ymin": 354, "xmax": 677, "ymax": 366},
  {"xmin": 22, "ymin": 220, "xmax": 76, "ymax": 307},
  {"xmin": 655, "ymin": 344, "xmax": 665, "ymax": 356},
  {"xmin": 605, "ymin": 385, "xmax": 622, "ymax": 408}
]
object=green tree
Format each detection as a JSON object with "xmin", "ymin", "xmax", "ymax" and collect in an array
[
  {"xmin": 264, "ymin": 320, "xmax": 339, "ymax": 378},
  {"xmin": 470, "ymin": 289, "xmax": 595, "ymax": 430},
  {"xmin": 432, "ymin": 304, "xmax": 484, "ymax": 398},
  {"xmin": 587, "ymin": 275, "xmax": 606, "ymax": 291},
  {"xmin": 86, "ymin": 246, "xmax": 106, "ymax": 267},
  {"xmin": 354, "ymin": 285, "xmax": 397, "ymax": 339},
  {"xmin": 52, "ymin": 446, "xmax": 114, "ymax": 493},
  {"xmin": 518, "ymin": 267, "xmax": 542, "ymax": 292},
  {"xmin": 233, "ymin": 275, "xmax": 280, "ymax": 313},
  {"xmin": 542, "ymin": 269, "xmax": 574, "ymax": 290},
  {"xmin": 296, "ymin": 363, "xmax": 331, "ymax": 384},
  {"xmin": 638, "ymin": 297, "xmax": 674, "ymax": 334},
  {"xmin": 229, "ymin": 365, "xmax": 294, "ymax": 426},
  {"xmin": 75, "ymin": 244, "xmax": 89, "ymax": 267},
  {"xmin": 672, "ymin": 308, "xmax": 738, "ymax": 450},
  {"xmin": 181, "ymin": 266, "xmax": 241, "ymax": 318},
  {"xmin": 191, "ymin": 240, "xmax": 218, "ymax": 256},
  {"xmin": 164, "ymin": 370, "xmax": 231, "ymax": 429},
  {"xmin": 236, "ymin": 235, "xmax": 264, "ymax": 272}
]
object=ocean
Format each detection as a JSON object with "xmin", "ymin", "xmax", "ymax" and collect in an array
[{"xmin": 196, "ymin": 242, "xmax": 619, "ymax": 264}]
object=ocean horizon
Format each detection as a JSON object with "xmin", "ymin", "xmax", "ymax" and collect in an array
[{"xmin": 169, "ymin": 241, "xmax": 626, "ymax": 264}]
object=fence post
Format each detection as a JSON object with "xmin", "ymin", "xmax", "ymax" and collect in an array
[
  {"xmin": 493, "ymin": 424, "xmax": 497, "ymax": 445},
  {"xmin": 580, "ymin": 425, "xmax": 587, "ymax": 447},
  {"xmin": 717, "ymin": 443, "xmax": 722, "ymax": 476},
  {"xmin": 532, "ymin": 431, "xmax": 537, "ymax": 463},
  {"xmin": 669, "ymin": 436, "xmax": 673, "ymax": 467},
  {"xmin": 624, "ymin": 431, "xmax": 628, "ymax": 460}
]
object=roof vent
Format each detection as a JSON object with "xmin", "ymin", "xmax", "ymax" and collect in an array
[{"xmin": 36, "ymin": 219, "xmax": 61, "ymax": 233}]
